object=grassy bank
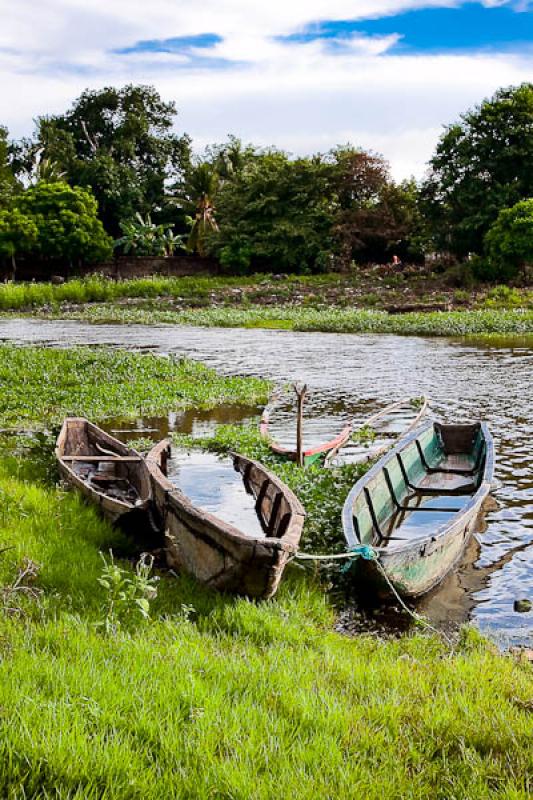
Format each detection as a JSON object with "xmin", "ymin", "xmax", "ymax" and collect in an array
[
  {"xmin": 0, "ymin": 272, "xmax": 531, "ymax": 313},
  {"xmin": 1, "ymin": 273, "xmax": 532, "ymax": 336},
  {"xmin": 0, "ymin": 450, "xmax": 532, "ymax": 799},
  {"xmin": 42, "ymin": 302, "xmax": 533, "ymax": 336},
  {"xmin": 0, "ymin": 345, "xmax": 531, "ymax": 798}
]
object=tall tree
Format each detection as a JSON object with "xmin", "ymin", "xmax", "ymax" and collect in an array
[
  {"xmin": 422, "ymin": 83, "xmax": 533, "ymax": 257},
  {"xmin": 329, "ymin": 148, "xmax": 422, "ymax": 265},
  {"xmin": 174, "ymin": 162, "xmax": 220, "ymax": 256},
  {"xmin": 209, "ymin": 150, "xmax": 336, "ymax": 273},
  {"xmin": 0, "ymin": 126, "xmax": 19, "ymax": 206},
  {"xmin": 20, "ymin": 85, "xmax": 191, "ymax": 236},
  {"xmin": 484, "ymin": 198, "xmax": 533, "ymax": 281}
]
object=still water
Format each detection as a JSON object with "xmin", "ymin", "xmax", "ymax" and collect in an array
[
  {"xmin": 0, "ymin": 318, "xmax": 531, "ymax": 647},
  {"xmin": 166, "ymin": 449, "xmax": 266, "ymax": 539}
]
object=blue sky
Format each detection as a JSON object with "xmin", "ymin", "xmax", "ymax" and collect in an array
[
  {"xmin": 279, "ymin": 3, "xmax": 533, "ymax": 53},
  {"xmin": 0, "ymin": 0, "xmax": 532, "ymax": 178}
]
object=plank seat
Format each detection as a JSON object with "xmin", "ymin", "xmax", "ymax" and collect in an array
[{"xmin": 62, "ymin": 455, "xmax": 142, "ymax": 462}]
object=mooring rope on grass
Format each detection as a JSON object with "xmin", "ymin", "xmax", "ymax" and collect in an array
[{"xmin": 294, "ymin": 546, "xmax": 454, "ymax": 647}]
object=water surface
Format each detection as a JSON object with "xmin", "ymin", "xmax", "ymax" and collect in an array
[
  {"xmin": 0, "ymin": 318, "xmax": 531, "ymax": 647},
  {"xmin": 166, "ymin": 448, "xmax": 265, "ymax": 539}
]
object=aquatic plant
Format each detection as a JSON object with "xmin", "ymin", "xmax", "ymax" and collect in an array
[
  {"xmin": 44, "ymin": 302, "xmax": 533, "ymax": 336},
  {"xmin": 0, "ymin": 344, "xmax": 269, "ymax": 430}
]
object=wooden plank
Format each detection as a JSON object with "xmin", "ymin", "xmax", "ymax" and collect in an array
[
  {"xmin": 294, "ymin": 383, "xmax": 307, "ymax": 467},
  {"xmin": 61, "ymin": 455, "xmax": 142, "ymax": 462}
]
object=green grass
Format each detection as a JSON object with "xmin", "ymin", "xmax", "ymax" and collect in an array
[
  {"xmin": 0, "ymin": 344, "xmax": 269, "ymax": 430},
  {"xmin": 1, "ymin": 273, "xmax": 532, "ymax": 336},
  {"xmin": 0, "ymin": 275, "xmax": 251, "ymax": 310},
  {"xmin": 0, "ymin": 345, "xmax": 531, "ymax": 798},
  {"xmin": 43, "ymin": 302, "xmax": 533, "ymax": 336},
  {"xmin": 0, "ymin": 450, "xmax": 531, "ymax": 799},
  {"xmin": 0, "ymin": 274, "xmax": 344, "ymax": 311}
]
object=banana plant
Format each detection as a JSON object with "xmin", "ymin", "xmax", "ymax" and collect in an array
[{"xmin": 115, "ymin": 213, "xmax": 185, "ymax": 256}]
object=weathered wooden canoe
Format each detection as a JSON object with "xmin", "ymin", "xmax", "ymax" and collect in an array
[
  {"xmin": 259, "ymin": 397, "xmax": 352, "ymax": 467},
  {"xmin": 342, "ymin": 420, "xmax": 494, "ymax": 598},
  {"xmin": 55, "ymin": 418, "xmax": 152, "ymax": 524},
  {"xmin": 146, "ymin": 441, "xmax": 306, "ymax": 599},
  {"xmin": 325, "ymin": 396, "xmax": 429, "ymax": 467}
]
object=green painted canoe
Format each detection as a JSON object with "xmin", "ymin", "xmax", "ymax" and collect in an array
[{"xmin": 342, "ymin": 420, "xmax": 495, "ymax": 598}]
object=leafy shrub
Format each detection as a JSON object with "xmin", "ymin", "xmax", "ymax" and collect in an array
[
  {"xmin": 443, "ymin": 263, "xmax": 475, "ymax": 288},
  {"xmin": 484, "ymin": 198, "xmax": 533, "ymax": 281},
  {"xmin": 116, "ymin": 212, "xmax": 184, "ymax": 256},
  {"xmin": 0, "ymin": 207, "xmax": 38, "ymax": 276},
  {"xmin": 482, "ymin": 284, "xmax": 530, "ymax": 309},
  {"xmin": 453, "ymin": 289, "xmax": 470, "ymax": 304},
  {"xmin": 0, "ymin": 182, "xmax": 114, "ymax": 271}
]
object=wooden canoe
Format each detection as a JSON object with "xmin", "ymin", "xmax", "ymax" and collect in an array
[
  {"xmin": 325, "ymin": 396, "xmax": 429, "ymax": 467},
  {"xmin": 342, "ymin": 420, "xmax": 494, "ymax": 598},
  {"xmin": 55, "ymin": 418, "xmax": 152, "ymax": 524},
  {"xmin": 259, "ymin": 397, "xmax": 352, "ymax": 467},
  {"xmin": 146, "ymin": 441, "xmax": 306, "ymax": 599}
]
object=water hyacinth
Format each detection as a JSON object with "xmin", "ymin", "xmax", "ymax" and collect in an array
[{"xmin": 0, "ymin": 344, "xmax": 269, "ymax": 430}]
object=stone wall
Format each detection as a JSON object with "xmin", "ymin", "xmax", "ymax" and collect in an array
[{"xmin": 9, "ymin": 255, "xmax": 220, "ymax": 282}]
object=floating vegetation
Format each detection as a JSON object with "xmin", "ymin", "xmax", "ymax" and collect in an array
[
  {"xmin": 0, "ymin": 344, "xmax": 269, "ymax": 430},
  {"xmin": 34, "ymin": 302, "xmax": 533, "ymax": 336}
]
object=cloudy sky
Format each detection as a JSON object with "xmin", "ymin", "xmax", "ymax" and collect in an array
[{"xmin": 0, "ymin": 0, "xmax": 532, "ymax": 179}]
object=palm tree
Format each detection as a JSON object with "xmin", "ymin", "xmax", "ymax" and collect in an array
[{"xmin": 174, "ymin": 162, "xmax": 219, "ymax": 257}]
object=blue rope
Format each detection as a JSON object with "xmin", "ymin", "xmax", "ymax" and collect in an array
[{"xmin": 340, "ymin": 544, "xmax": 375, "ymax": 573}]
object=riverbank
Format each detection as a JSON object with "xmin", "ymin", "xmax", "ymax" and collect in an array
[
  {"xmin": 40, "ymin": 303, "xmax": 533, "ymax": 336},
  {"xmin": 0, "ymin": 343, "xmax": 531, "ymax": 798},
  {"xmin": 0, "ymin": 272, "xmax": 532, "ymax": 337}
]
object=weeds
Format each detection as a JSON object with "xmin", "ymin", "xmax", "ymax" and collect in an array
[
  {"xmin": 97, "ymin": 551, "xmax": 159, "ymax": 633},
  {"xmin": 38, "ymin": 302, "xmax": 533, "ymax": 335},
  {"xmin": 1, "ymin": 556, "xmax": 42, "ymax": 616}
]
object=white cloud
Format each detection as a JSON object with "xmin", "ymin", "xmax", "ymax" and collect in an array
[{"xmin": 0, "ymin": 0, "xmax": 531, "ymax": 178}]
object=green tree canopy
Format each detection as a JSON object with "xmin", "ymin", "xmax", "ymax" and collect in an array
[
  {"xmin": 422, "ymin": 83, "xmax": 533, "ymax": 257},
  {"xmin": 328, "ymin": 148, "xmax": 424, "ymax": 265},
  {"xmin": 15, "ymin": 182, "xmax": 113, "ymax": 265},
  {"xmin": 17, "ymin": 86, "xmax": 191, "ymax": 236},
  {"xmin": 0, "ymin": 126, "xmax": 19, "ymax": 206},
  {"xmin": 175, "ymin": 161, "xmax": 220, "ymax": 256},
  {"xmin": 209, "ymin": 150, "xmax": 336, "ymax": 273},
  {"xmin": 484, "ymin": 198, "xmax": 533, "ymax": 281},
  {"xmin": 0, "ymin": 207, "xmax": 38, "ymax": 277}
]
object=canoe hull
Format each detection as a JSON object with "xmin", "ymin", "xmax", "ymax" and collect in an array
[
  {"xmin": 359, "ymin": 496, "xmax": 488, "ymax": 598},
  {"xmin": 55, "ymin": 418, "xmax": 151, "ymax": 525},
  {"xmin": 325, "ymin": 396, "xmax": 429, "ymax": 467},
  {"xmin": 342, "ymin": 421, "xmax": 495, "ymax": 598},
  {"xmin": 147, "ymin": 442, "xmax": 305, "ymax": 599},
  {"xmin": 259, "ymin": 400, "xmax": 352, "ymax": 466}
]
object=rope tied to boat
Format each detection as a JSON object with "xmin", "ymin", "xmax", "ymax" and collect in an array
[
  {"xmin": 293, "ymin": 546, "xmax": 455, "ymax": 648},
  {"xmin": 294, "ymin": 544, "xmax": 375, "ymax": 564}
]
